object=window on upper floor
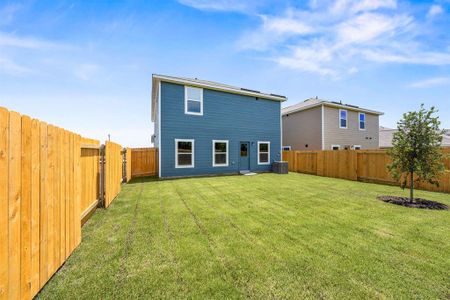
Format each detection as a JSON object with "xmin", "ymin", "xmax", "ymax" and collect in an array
[
  {"xmin": 359, "ymin": 113, "xmax": 366, "ymax": 130},
  {"xmin": 258, "ymin": 141, "xmax": 270, "ymax": 165},
  {"xmin": 212, "ymin": 140, "xmax": 229, "ymax": 167},
  {"xmin": 175, "ymin": 139, "xmax": 194, "ymax": 168},
  {"xmin": 339, "ymin": 109, "xmax": 347, "ymax": 129},
  {"xmin": 185, "ymin": 86, "xmax": 203, "ymax": 115}
]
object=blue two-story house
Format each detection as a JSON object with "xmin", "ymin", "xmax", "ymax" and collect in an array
[{"xmin": 151, "ymin": 74, "xmax": 286, "ymax": 178}]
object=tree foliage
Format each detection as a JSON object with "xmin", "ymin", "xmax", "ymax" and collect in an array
[{"xmin": 387, "ymin": 105, "xmax": 446, "ymax": 201}]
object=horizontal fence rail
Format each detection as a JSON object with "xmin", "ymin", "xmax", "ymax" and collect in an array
[
  {"xmin": 0, "ymin": 106, "xmax": 126, "ymax": 299},
  {"xmin": 283, "ymin": 149, "xmax": 450, "ymax": 193}
]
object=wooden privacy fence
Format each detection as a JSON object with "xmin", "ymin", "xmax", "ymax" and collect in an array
[
  {"xmin": 0, "ymin": 108, "xmax": 83, "ymax": 300},
  {"xmin": 130, "ymin": 147, "xmax": 158, "ymax": 178},
  {"xmin": 283, "ymin": 149, "xmax": 450, "ymax": 193},
  {"xmin": 0, "ymin": 107, "xmax": 126, "ymax": 300},
  {"xmin": 104, "ymin": 141, "xmax": 122, "ymax": 208},
  {"xmin": 80, "ymin": 138, "xmax": 100, "ymax": 225}
]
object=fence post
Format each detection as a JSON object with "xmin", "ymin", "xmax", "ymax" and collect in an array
[
  {"xmin": 98, "ymin": 144, "xmax": 105, "ymax": 208},
  {"xmin": 121, "ymin": 148, "xmax": 127, "ymax": 183}
]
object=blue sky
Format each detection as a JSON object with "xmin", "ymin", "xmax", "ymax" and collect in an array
[{"xmin": 0, "ymin": 0, "xmax": 449, "ymax": 147}]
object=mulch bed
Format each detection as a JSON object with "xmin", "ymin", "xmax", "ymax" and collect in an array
[{"xmin": 377, "ymin": 196, "xmax": 448, "ymax": 210}]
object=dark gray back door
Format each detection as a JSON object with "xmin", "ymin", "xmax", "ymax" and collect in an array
[{"xmin": 239, "ymin": 142, "xmax": 250, "ymax": 171}]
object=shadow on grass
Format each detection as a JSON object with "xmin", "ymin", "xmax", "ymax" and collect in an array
[{"xmin": 126, "ymin": 176, "xmax": 160, "ymax": 185}]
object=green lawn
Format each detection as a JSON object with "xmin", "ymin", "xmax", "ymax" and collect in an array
[{"xmin": 37, "ymin": 173, "xmax": 450, "ymax": 299}]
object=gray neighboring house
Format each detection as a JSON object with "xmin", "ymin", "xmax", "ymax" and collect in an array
[
  {"xmin": 379, "ymin": 126, "xmax": 450, "ymax": 148},
  {"xmin": 282, "ymin": 98, "xmax": 384, "ymax": 151}
]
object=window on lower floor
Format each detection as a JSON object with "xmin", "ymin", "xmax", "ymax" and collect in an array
[
  {"xmin": 258, "ymin": 141, "xmax": 270, "ymax": 165},
  {"xmin": 332, "ymin": 145, "xmax": 340, "ymax": 150},
  {"xmin": 175, "ymin": 139, "xmax": 194, "ymax": 168},
  {"xmin": 213, "ymin": 140, "xmax": 228, "ymax": 167},
  {"xmin": 353, "ymin": 145, "xmax": 361, "ymax": 150},
  {"xmin": 282, "ymin": 146, "xmax": 291, "ymax": 151}
]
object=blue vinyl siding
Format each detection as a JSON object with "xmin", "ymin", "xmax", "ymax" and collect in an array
[{"xmin": 160, "ymin": 82, "xmax": 281, "ymax": 178}]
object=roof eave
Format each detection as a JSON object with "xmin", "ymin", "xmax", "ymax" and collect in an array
[
  {"xmin": 152, "ymin": 74, "xmax": 287, "ymax": 102},
  {"xmin": 282, "ymin": 102, "xmax": 384, "ymax": 116}
]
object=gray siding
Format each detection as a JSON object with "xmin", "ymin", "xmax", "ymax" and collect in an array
[
  {"xmin": 282, "ymin": 106, "xmax": 322, "ymax": 150},
  {"xmin": 160, "ymin": 82, "xmax": 281, "ymax": 178},
  {"xmin": 323, "ymin": 106, "xmax": 379, "ymax": 150}
]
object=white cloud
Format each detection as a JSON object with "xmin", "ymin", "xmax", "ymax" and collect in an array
[
  {"xmin": 351, "ymin": 0, "xmax": 397, "ymax": 13},
  {"xmin": 229, "ymin": 0, "xmax": 450, "ymax": 76},
  {"xmin": 237, "ymin": 13, "xmax": 313, "ymax": 50},
  {"xmin": 362, "ymin": 49, "xmax": 450, "ymax": 65},
  {"xmin": 275, "ymin": 45, "xmax": 336, "ymax": 76},
  {"xmin": 330, "ymin": 0, "xmax": 396, "ymax": 14},
  {"xmin": 0, "ymin": 31, "xmax": 72, "ymax": 50},
  {"xmin": 427, "ymin": 4, "xmax": 443, "ymax": 18},
  {"xmin": 336, "ymin": 13, "xmax": 412, "ymax": 45},
  {"xmin": 75, "ymin": 64, "xmax": 100, "ymax": 81},
  {"xmin": 0, "ymin": 57, "xmax": 31, "ymax": 75},
  {"xmin": 408, "ymin": 77, "xmax": 450, "ymax": 88},
  {"xmin": 263, "ymin": 15, "xmax": 313, "ymax": 35},
  {"xmin": 178, "ymin": 0, "xmax": 260, "ymax": 13}
]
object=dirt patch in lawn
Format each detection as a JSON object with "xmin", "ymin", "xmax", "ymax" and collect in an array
[{"xmin": 377, "ymin": 196, "xmax": 448, "ymax": 210}]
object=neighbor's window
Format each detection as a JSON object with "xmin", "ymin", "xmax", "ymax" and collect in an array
[
  {"xmin": 258, "ymin": 141, "xmax": 270, "ymax": 165},
  {"xmin": 339, "ymin": 109, "xmax": 347, "ymax": 128},
  {"xmin": 359, "ymin": 113, "xmax": 366, "ymax": 130},
  {"xmin": 175, "ymin": 139, "xmax": 194, "ymax": 168},
  {"xmin": 332, "ymin": 145, "xmax": 340, "ymax": 150},
  {"xmin": 213, "ymin": 140, "xmax": 228, "ymax": 167},
  {"xmin": 353, "ymin": 145, "xmax": 361, "ymax": 150},
  {"xmin": 282, "ymin": 146, "xmax": 291, "ymax": 151},
  {"xmin": 185, "ymin": 86, "xmax": 203, "ymax": 115}
]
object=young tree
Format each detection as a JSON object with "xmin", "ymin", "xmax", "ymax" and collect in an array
[{"xmin": 387, "ymin": 105, "xmax": 446, "ymax": 201}]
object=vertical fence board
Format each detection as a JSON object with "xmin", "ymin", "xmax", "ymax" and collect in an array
[
  {"xmin": 53, "ymin": 128, "xmax": 61, "ymax": 272},
  {"xmin": 21, "ymin": 115, "xmax": 32, "ymax": 300},
  {"xmin": 64, "ymin": 131, "xmax": 70, "ymax": 259},
  {"xmin": 30, "ymin": 119, "xmax": 40, "ymax": 298},
  {"xmin": 39, "ymin": 122, "xmax": 48, "ymax": 287},
  {"xmin": 59, "ymin": 129, "xmax": 65, "ymax": 265},
  {"xmin": 46, "ymin": 125, "xmax": 55, "ymax": 277},
  {"xmin": 8, "ymin": 111, "xmax": 21, "ymax": 300},
  {"xmin": 0, "ymin": 108, "xmax": 9, "ymax": 299},
  {"xmin": 74, "ymin": 135, "xmax": 81, "ymax": 247}
]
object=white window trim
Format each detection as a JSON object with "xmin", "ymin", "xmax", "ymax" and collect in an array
[
  {"xmin": 358, "ymin": 112, "xmax": 366, "ymax": 131},
  {"xmin": 353, "ymin": 145, "xmax": 361, "ymax": 150},
  {"xmin": 282, "ymin": 146, "xmax": 291, "ymax": 151},
  {"xmin": 257, "ymin": 141, "xmax": 271, "ymax": 165},
  {"xmin": 175, "ymin": 139, "xmax": 195, "ymax": 168},
  {"xmin": 184, "ymin": 86, "xmax": 203, "ymax": 116},
  {"xmin": 212, "ymin": 140, "xmax": 229, "ymax": 167},
  {"xmin": 332, "ymin": 144, "xmax": 340, "ymax": 150},
  {"xmin": 339, "ymin": 109, "xmax": 347, "ymax": 129}
]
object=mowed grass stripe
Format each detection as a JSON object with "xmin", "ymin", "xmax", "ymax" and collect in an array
[{"xmin": 37, "ymin": 173, "xmax": 450, "ymax": 299}]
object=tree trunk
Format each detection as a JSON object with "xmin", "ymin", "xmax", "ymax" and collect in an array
[{"xmin": 410, "ymin": 172, "xmax": 414, "ymax": 202}]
